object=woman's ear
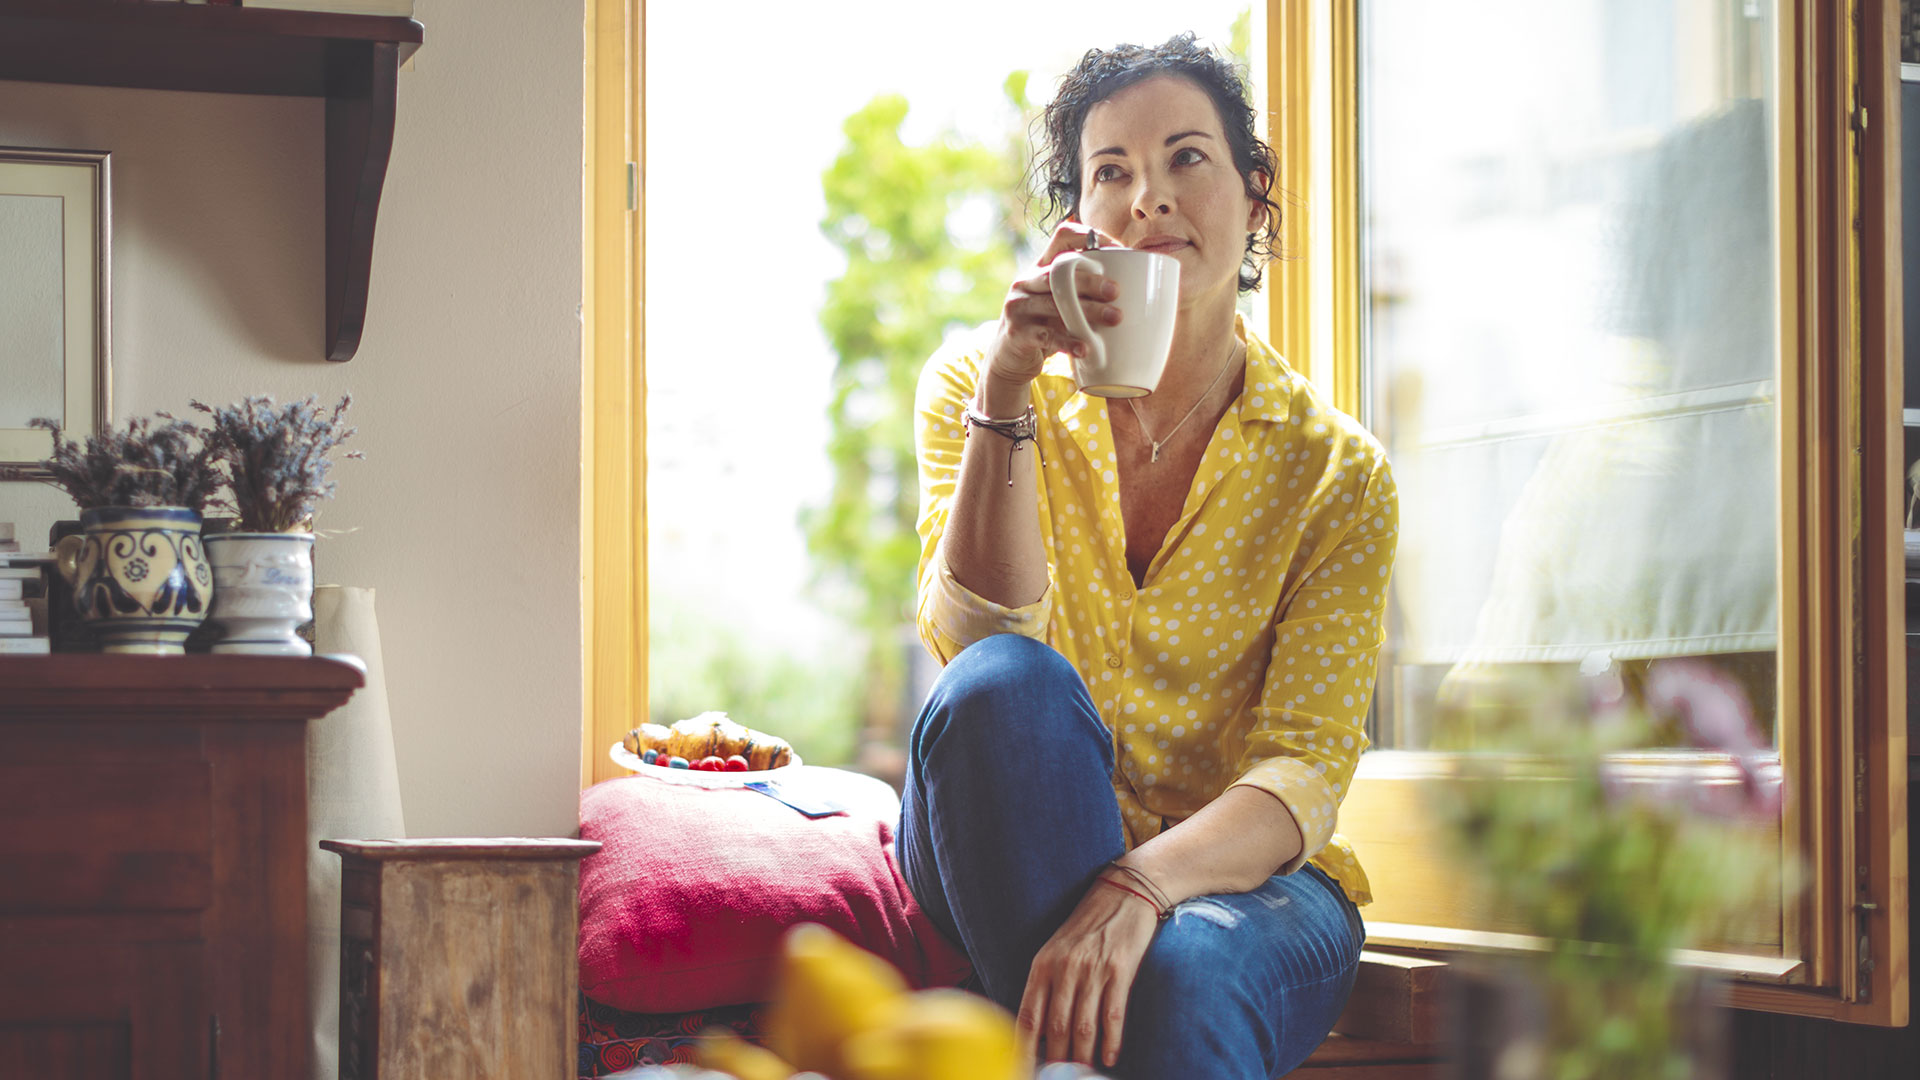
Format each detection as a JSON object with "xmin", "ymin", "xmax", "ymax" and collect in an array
[{"xmin": 1246, "ymin": 171, "xmax": 1272, "ymax": 232}]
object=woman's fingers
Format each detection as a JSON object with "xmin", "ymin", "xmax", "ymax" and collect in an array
[
  {"xmin": 1067, "ymin": 963, "xmax": 1106, "ymax": 1065},
  {"xmin": 1037, "ymin": 221, "xmax": 1120, "ymax": 266},
  {"xmin": 1098, "ymin": 965, "xmax": 1133, "ymax": 1069},
  {"xmin": 1011, "ymin": 265, "xmax": 1120, "ymax": 304},
  {"xmin": 1021, "ymin": 953, "xmax": 1078, "ymax": 1064},
  {"xmin": 1046, "ymin": 982, "xmax": 1080, "ymax": 1063},
  {"xmin": 986, "ymin": 224, "xmax": 1122, "ymax": 380},
  {"xmin": 1004, "ymin": 295, "xmax": 1121, "ymax": 339},
  {"xmin": 1021, "ymin": 954, "xmax": 1115, "ymax": 1066},
  {"xmin": 1015, "ymin": 980, "xmax": 1048, "ymax": 1065},
  {"xmin": 997, "ymin": 302, "xmax": 1112, "ymax": 366},
  {"xmin": 1004, "ymin": 283, "xmax": 1122, "ymax": 337},
  {"xmin": 1018, "ymin": 882, "xmax": 1159, "ymax": 1068}
]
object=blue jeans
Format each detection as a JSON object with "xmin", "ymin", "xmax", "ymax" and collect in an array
[{"xmin": 898, "ymin": 634, "xmax": 1365, "ymax": 1079}]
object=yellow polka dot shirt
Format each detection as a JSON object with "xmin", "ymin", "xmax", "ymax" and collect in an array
[{"xmin": 913, "ymin": 317, "xmax": 1396, "ymax": 905}]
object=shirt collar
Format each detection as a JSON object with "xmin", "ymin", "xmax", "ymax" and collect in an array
[
  {"xmin": 1236, "ymin": 313, "xmax": 1295, "ymax": 426},
  {"xmin": 1046, "ymin": 313, "xmax": 1298, "ymax": 429}
]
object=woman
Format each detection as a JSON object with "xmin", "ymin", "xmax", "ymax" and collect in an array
[{"xmin": 899, "ymin": 34, "xmax": 1397, "ymax": 1079}]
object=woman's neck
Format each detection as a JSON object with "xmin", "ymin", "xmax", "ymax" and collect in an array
[{"xmin": 1139, "ymin": 290, "xmax": 1242, "ymax": 427}]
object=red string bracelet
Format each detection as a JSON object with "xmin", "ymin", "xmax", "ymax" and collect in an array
[{"xmin": 1095, "ymin": 876, "xmax": 1168, "ymax": 919}]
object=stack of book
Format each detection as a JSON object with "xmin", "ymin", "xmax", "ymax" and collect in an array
[{"xmin": 0, "ymin": 524, "xmax": 50, "ymax": 656}]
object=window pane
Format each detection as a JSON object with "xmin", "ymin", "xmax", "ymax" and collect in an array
[
  {"xmin": 1359, "ymin": 0, "xmax": 1779, "ymax": 751},
  {"xmin": 644, "ymin": 3, "xmax": 1258, "ymax": 773}
]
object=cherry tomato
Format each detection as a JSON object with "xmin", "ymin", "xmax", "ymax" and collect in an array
[{"xmin": 724, "ymin": 755, "xmax": 749, "ymax": 772}]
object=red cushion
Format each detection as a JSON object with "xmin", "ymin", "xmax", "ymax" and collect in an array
[{"xmin": 578, "ymin": 767, "xmax": 971, "ymax": 1013}]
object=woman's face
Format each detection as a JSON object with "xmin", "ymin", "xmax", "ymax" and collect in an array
[{"xmin": 1076, "ymin": 75, "xmax": 1264, "ymax": 310}]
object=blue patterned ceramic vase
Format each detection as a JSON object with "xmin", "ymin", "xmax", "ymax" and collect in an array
[{"xmin": 54, "ymin": 507, "xmax": 212, "ymax": 654}]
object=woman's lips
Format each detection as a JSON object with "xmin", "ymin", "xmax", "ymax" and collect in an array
[{"xmin": 1134, "ymin": 236, "xmax": 1190, "ymax": 253}]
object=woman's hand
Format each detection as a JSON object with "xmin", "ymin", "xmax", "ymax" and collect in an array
[
  {"xmin": 979, "ymin": 223, "xmax": 1124, "ymax": 414},
  {"xmin": 1016, "ymin": 872, "xmax": 1159, "ymax": 1070}
]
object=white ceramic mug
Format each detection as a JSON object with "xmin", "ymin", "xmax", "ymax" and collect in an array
[{"xmin": 1048, "ymin": 247, "xmax": 1181, "ymax": 398}]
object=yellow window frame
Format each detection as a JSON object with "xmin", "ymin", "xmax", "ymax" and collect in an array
[
  {"xmin": 583, "ymin": 0, "xmax": 645, "ymax": 788},
  {"xmin": 579, "ymin": 0, "xmax": 1906, "ymax": 1025}
]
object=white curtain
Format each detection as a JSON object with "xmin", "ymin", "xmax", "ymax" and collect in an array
[
  {"xmin": 308, "ymin": 585, "xmax": 406, "ymax": 1080},
  {"xmin": 1363, "ymin": 2, "xmax": 1779, "ymax": 671}
]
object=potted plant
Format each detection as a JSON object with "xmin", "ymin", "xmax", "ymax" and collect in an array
[
  {"xmin": 191, "ymin": 394, "xmax": 361, "ymax": 656},
  {"xmin": 1, "ymin": 416, "xmax": 220, "ymax": 653},
  {"xmin": 1434, "ymin": 659, "xmax": 1781, "ymax": 1080}
]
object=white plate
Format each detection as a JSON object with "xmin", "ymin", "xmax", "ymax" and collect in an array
[{"xmin": 607, "ymin": 742, "xmax": 805, "ymax": 786}]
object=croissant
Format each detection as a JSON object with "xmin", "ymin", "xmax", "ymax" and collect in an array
[
  {"xmin": 707, "ymin": 718, "xmax": 792, "ymax": 769},
  {"xmin": 632, "ymin": 712, "xmax": 795, "ymax": 770},
  {"xmin": 623, "ymin": 723, "xmax": 673, "ymax": 758},
  {"xmin": 666, "ymin": 715, "xmax": 730, "ymax": 760},
  {"xmin": 745, "ymin": 738, "xmax": 793, "ymax": 771}
]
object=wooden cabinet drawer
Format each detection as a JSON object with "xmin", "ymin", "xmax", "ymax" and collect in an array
[{"xmin": 0, "ymin": 763, "xmax": 212, "ymax": 912}]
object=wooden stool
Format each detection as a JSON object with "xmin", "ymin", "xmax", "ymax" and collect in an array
[
  {"xmin": 321, "ymin": 838, "xmax": 601, "ymax": 1080},
  {"xmin": 1299, "ymin": 950, "xmax": 1450, "ymax": 1077}
]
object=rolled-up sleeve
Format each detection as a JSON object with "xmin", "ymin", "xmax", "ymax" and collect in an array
[
  {"xmin": 913, "ymin": 341, "xmax": 1053, "ymax": 664},
  {"xmin": 1229, "ymin": 457, "xmax": 1399, "ymax": 873},
  {"xmin": 918, "ymin": 554, "xmax": 1053, "ymax": 664}
]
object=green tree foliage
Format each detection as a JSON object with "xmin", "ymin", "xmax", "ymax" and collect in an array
[
  {"xmin": 805, "ymin": 83, "xmax": 1032, "ymax": 735},
  {"xmin": 1229, "ymin": 6, "xmax": 1252, "ymax": 65},
  {"xmin": 648, "ymin": 595, "xmax": 863, "ymax": 765}
]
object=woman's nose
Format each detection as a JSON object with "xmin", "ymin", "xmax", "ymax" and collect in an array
[{"xmin": 1132, "ymin": 180, "xmax": 1172, "ymax": 219}]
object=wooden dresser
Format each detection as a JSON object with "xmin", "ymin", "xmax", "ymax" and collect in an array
[{"xmin": 0, "ymin": 655, "xmax": 362, "ymax": 1079}]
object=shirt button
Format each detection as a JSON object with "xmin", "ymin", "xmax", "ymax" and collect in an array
[{"xmin": 1105, "ymin": 654, "xmax": 1122, "ymax": 669}]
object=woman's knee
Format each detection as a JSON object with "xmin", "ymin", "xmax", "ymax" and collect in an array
[
  {"xmin": 912, "ymin": 634, "xmax": 1101, "ymax": 760},
  {"xmin": 1121, "ymin": 914, "xmax": 1283, "ymax": 1079},
  {"xmin": 1122, "ymin": 882, "xmax": 1363, "ymax": 1075},
  {"xmin": 1131, "ymin": 899, "xmax": 1272, "ymax": 1010}
]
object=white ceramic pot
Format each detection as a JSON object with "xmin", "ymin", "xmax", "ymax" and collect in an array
[{"xmin": 203, "ymin": 532, "xmax": 315, "ymax": 656}]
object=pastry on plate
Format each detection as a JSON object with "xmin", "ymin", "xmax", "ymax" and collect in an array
[{"xmin": 624, "ymin": 712, "xmax": 793, "ymax": 770}]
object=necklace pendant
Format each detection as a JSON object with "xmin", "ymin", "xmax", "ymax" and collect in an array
[{"xmin": 1150, "ymin": 441, "xmax": 1163, "ymax": 463}]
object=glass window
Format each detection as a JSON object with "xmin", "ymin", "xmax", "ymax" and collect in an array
[
  {"xmin": 1359, "ymin": 0, "xmax": 1779, "ymax": 754},
  {"xmin": 644, "ymin": 2, "xmax": 1259, "ymax": 770}
]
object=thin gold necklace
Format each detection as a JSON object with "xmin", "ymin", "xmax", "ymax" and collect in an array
[{"xmin": 1126, "ymin": 337, "xmax": 1240, "ymax": 463}]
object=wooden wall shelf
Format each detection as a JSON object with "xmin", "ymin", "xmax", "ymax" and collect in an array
[{"xmin": 0, "ymin": 0, "xmax": 425, "ymax": 362}]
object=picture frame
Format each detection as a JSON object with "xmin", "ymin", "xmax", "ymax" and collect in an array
[{"xmin": 0, "ymin": 146, "xmax": 110, "ymax": 478}]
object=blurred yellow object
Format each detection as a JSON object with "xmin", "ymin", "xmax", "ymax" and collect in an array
[
  {"xmin": 708, "ymin": 925, "xmax": 1029, "ymax": 1080},
  {"xmin": 696, "ymin": 1032, "xmax": 796, "ymax": 1080},
  {"xmin": 763, "ymin": 924, "xmax": 910, "ymax": 1076},
  {"xmin": 841, "ymin": 989, "xmax": 1029, "ymax": 1080}
]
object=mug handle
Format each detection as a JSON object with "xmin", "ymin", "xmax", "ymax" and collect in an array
[
  {"xmin": 53, "ymin": 534, "xmax": 84, "ymax": 587},
  {"xmin": 1048, "ymin": 251, "xmax": 1106, "ymax": 372}
]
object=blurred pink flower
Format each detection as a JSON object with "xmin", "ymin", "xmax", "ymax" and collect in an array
[{"xmin": 1639, "ymin": 658, "xmax": 1781, "ymax": 818}]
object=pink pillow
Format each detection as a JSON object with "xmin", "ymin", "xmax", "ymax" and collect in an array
[{"xmin": 578, "ymin": 767, "xmax": 971, "ymax": 1013}]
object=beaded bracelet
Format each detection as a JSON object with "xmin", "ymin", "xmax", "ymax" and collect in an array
[{"xmin": 962, "ymin": 401, "xmax": 1042, "ymax": 487}]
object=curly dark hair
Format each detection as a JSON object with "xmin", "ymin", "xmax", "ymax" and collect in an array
[{"xmin": 1035, "ymin": 33, "xmax": 1280, "ymax": 293}]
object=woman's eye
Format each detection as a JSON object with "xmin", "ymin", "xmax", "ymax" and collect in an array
[
  {"xmin": 1173, "ymin": 147, "xmax": 1206, "ymax": 167},
  {"xmin": 1093, "ymin": 164, "xmax": 1123, "ymax": 183}
]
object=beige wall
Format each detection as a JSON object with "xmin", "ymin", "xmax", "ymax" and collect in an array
[{"xmin": 0, "ymin": 0, "xmax": 586, "ymax": 838}]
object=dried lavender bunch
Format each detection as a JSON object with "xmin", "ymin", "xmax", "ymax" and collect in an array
[
  {"xmin": 192, "ymin": 394, "xmax": 363, "ymax": 533},
  {"xmin": 0, "ymin": 416, "xmax": 220, "ymax": 511}
]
